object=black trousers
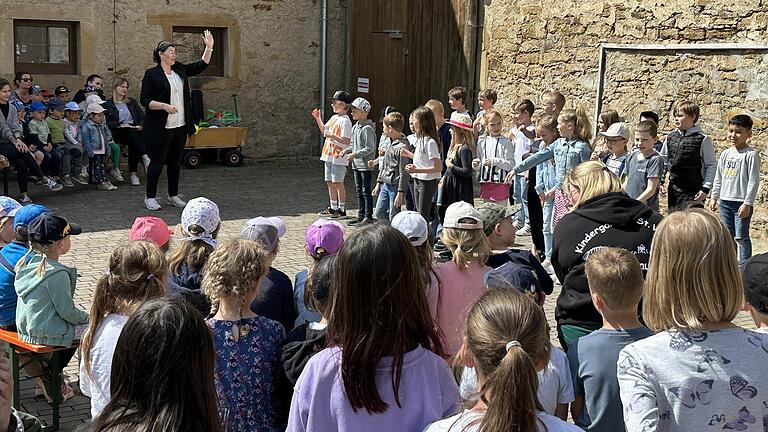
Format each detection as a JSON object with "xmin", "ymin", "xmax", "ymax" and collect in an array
[
  {"xmin": 146, "ymin": 126, "xmax": 186, "ymax": 199},
  {"xmin": 526, "ymin": 165, "xmax": 545, "ymax": 257},
  {"xmin": 0, "ymin": 142, "xmax": 45, "ymax": 194},
  {"xmin": 668, "ymin": 183, "xmax": 703, "ymax": 212},
  {"xmin": 113, "ymin": 128, "xmax": 147, "ymax": 172}
]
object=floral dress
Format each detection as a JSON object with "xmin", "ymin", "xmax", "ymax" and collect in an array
[{"xmin": 208, "ymin": 316, "xmax": 286, "ymax": 432}]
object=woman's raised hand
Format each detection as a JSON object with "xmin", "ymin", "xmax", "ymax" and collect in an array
[{"xmin": 202, "ymin": 30, "xmax": 214, "ymax": 50}]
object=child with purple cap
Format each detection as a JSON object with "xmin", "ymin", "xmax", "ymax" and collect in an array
[
  {"xmin": 293, "ymin": 219, "xmax": 344, "ymax": 328},
  {"xmin": 242, "ymin": 216, "xmax": 297, "ymax": 332}
]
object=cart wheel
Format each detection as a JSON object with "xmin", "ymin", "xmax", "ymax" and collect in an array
[
  {"xmin": 184, "ymin": 151, "xmax": 202, "ymax": 169},
  {"xmin": 224, "ymin": 149, "xmax": 243, "ymax": 167}
]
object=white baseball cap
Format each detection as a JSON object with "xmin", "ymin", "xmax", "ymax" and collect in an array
[
  {"xmin": 351, "ymin": 97, "xmax": 371, "ymax": 113},
  {"xmin": 599, "ymin": 122, "xmax": 630, "ymax": 140},
  {"xmin": 86, "ymin": 103, "xmax": 106, "ymax": 115},
  {"xmin": 241, "ymin": 216, "xmax": 287, "ymax": 252},
  {"xmin": 85, "ymin": 94, "xmax": 105, "ymax": 106},
  {"xmin": 443, "ymin": 201, "xmax": 484, "ymax": 230},
  {"xmin": 391, "ymin": 211, "xmax": 429, "ymax": 246}
]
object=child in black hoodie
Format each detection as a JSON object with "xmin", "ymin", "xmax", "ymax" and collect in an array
[{"xmin": 552, "ymin": 161, "xmax": 661, "ymax": 350}]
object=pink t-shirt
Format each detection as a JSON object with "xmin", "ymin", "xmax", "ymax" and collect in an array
[{"xmin": 433, "ymin": 261, "xmax": 490, "ymax": 356}]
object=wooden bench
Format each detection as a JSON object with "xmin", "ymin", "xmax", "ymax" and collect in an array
[{"xmin": 0, "ymin": 329, "xmax": 78, "ymax": 431}]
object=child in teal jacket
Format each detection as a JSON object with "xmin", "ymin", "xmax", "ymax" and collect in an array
[{"xmin": 14, "ymin": 212, "xmax": 87, "ymax": 402}]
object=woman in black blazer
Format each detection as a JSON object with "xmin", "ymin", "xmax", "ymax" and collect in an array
[{"xmin": 139, "ymin": 30, "xmax": 213, "ymax": 211}]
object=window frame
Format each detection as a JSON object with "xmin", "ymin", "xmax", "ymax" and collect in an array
[
  {"xmin": 13, "ymin": 19, "xmax": 78, "ymax": 75},
  {"xmin": 171, "ymin": 26, "xmax": 226, "ymax": 77}
]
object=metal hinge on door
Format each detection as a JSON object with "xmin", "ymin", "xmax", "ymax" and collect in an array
[{"xmin": 372, "ymin": 30, "xmax": 405, "ymax": 39}]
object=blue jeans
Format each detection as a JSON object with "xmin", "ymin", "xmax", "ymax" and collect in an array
[
  {"xmin": 375, "ymin": 182, "xmax": 401, "ymax": 222},
  {"xmin": 353, "ymin": 170, "xmax": 373, "ymax": 219},
  {"xmin": 514, "ymin": 175, "xmax": 529, "ymax": 225},
  {"xmin": 542, "ymin": 198, "xmax": 554, "ymax": 259},
  {"xmin": 719, "ymin": 200, "xmax": 752, "ymax": 266}
]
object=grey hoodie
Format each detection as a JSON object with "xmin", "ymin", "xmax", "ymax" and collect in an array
[
  {"xmin": 349, "ymin": 119, "xmax": 376, "ymax": 171},
  {"xmin": 377, "ymin": 136, "xmax": 413, "ymax": 192}
]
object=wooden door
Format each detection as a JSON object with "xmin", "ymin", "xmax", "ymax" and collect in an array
[{"xmin": 350, "ymin": 0, "xmax": 471, "ymax": 124}]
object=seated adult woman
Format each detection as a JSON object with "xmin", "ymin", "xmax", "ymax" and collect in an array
[
  {"xmin": 0, "ymin": 79, "xmax": 62, "ymax": 200},
  {"xmin": 104, "ymin": 78, "xmax": 150, "ymax": 186},
  {"xmin": 552, "ymin": 160, "xmax": 661, "ymax": 349}
]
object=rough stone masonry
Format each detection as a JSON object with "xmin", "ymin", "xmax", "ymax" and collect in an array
[{"xmin": 483, "ymin": 0, "xmax": 768, "ymax": 233}]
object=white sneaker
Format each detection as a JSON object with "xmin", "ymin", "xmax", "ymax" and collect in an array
[
  {"xmin": 110, "ymin": 169, "xmax": 124, "ymax": 182},
  {"xmin": 541, "ymin": 259, "xmax": 555, "ymax": 275},
  {"xmin": 517, "ymin": 224, "xmax": 531, "ymax": 236},
  {"xmin": 512, "ymin": 220, "xmax": 522, "ymax": 229},
  {"xmin": 166, "ymin": 195, "xmax": 187, "ymax": 208},
  {"xmin": 144, "ymin": 197, "xmax": 161, "ymax": 211},
  {"xmin": 129, "ymin": 173, "xmax": 141, "ymax": 186}
]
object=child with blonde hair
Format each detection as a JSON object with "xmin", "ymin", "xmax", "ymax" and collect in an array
[
  {"xmin": 425, "ymin": 289, "xmax": 580, "ymax": 432},
  {"xmin": 15, "ymin": 213, "xmax": 88, "ymax": 402},
  {"xmin": 533, "ymin": 115, "xmax": 559, "ymax": 271},
  {"xmin": 203, "ymin": 238, "xmax": 285, "ymax": 432},
  {"xmin": 435, "ymin": 201, "xmax": 490, "ymax": 357},
  {"xmin": 439, "ymin": 112, "xmax": 477, "ymax": 221},
  {"xmin": 618, "ymin": 209, "xmax": 768, "ymax": 431},
  {"xmin": 79, "ymin": 240, "xmax": 167, "ymax": 417},
  {"xmin": 506, "ymin": 106, "xmax": 592, "ymax": 230},
  {"xmin": 472, "ymin": 109, "xmax": 514, "ymax": 203}
]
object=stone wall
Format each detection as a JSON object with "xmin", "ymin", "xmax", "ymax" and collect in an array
[
  {"xmin": 0, "ymin": 0, "xmax": 347, "ymax": 159},
  {"xmin": 483, "ymin": 0, "xmax": 768, "ymax": 233}
]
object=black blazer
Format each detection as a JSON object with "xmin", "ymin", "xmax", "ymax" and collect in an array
[
  {"xmin": 103, "ymin": 97, "xmax": 145, "ymax": 131},
  {"xmin": 139, "ymin": 59, "xmax": 208, "ymax": 137}
]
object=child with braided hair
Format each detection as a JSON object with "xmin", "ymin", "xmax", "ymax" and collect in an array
[
  {"xmin": 79, "ymin": 240, "xmax": 168, "ymax": 417},
  {"xmin": 203, "ymin": 238, "xmax": 285, "ymax": 432}
]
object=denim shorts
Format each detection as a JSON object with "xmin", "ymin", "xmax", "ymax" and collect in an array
[{"xmin": 324, "ymin": 161, "xmax": 347, "ymax": 182}]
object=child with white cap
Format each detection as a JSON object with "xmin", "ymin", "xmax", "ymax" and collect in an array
[
  {"xmin": 241, "ymin": 216, "xmax": 297, "ymax": 332},
  {"xmin": 81, "ymin": 103, "xmax": 118, "ymax": 191},
  {"xmin": 167, "ymin": 197, "xmax": 220, "ymax": 316},
  {"xmin": 595, "ymin": 122, "xmax": 629, "ymax": 178},
  {"xmin": 0, "ymin": 197, "xmax": 21, "ymax": 247},
  {"xmin": 62, "ymin": 101, "xmax": 88, "ymax": 185},
  {"xmin": 434, "ymin": 201, "xmax": 490, "ymax": 358},
  {"xmin": 391, "ymin": 210, "xmax": 439, "ymax": 319},
  {"xmin": 83, "ymin": 95, "xmax": 123, "ymax": 182},
  {"xmin": 345, "ymin": 97, "xmax": 377, "ymax": 226}
]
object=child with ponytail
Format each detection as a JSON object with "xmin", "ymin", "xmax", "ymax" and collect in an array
[
  {"xmin": 425, "ymin": 289, "xmax": 580, "ymax": 432},
  {"xmin": 14, "ymin": 213, "xmax": 88, "ymax": 402},
  {"xmin": 401, "ymin": 106, "xmax": 443, "ymax": 222},
  {"xmin": 434, "ymin": 202, "xmax": 490, "ymax": 358},
  {"xmin": 79, "ymin": 240, "xmax": 167, "ymax": 417},
  {"xmin": 506, "ymin": 105, "xmax": 592, "ymax": 230},
  {"xmin": 203, "ymin": 238, "xmax": 285, "ymax": 432}
]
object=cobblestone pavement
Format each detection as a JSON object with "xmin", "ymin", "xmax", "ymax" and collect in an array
[{"xmin": 11, "ymin": 159, "xmax": 762, "ymax": 430}]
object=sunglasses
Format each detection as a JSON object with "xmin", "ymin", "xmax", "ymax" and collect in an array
[{"xmin": 20, "ymin": 78, "xmax": 33, "ymax": 83}]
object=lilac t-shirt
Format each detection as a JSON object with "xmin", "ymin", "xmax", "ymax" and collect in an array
[{"xmin": 287, "ymin": 345, "xmax": 460, "ymax": 432}]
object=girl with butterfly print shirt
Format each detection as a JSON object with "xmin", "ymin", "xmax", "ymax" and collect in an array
[
  {"xmin": 202, "ymin": 238, "xmax": 286, "ymax": 432},
  {"xmin": 617, "ymin": 209, "xmax": 768, "ymax": 432}
]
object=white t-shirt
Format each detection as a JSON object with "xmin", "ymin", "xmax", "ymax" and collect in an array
[
  {"xmin": 459, "ymin": 346, "xmax": 574, "ymax": 417},
  {"xmin": 79, "ymin": 314, "xmax": 129, "ymax": 418},
  {"xmin": 513, "ymin": 124, "xmax": 535, "ymax": 175},
  {"xmin": 320, "ymin": 114, "xmax": 353, "ymax": 166},
  {"xmin": 423, "ymin": 409, "xmax": 581, "ymax": 432},
  {"xmin": 411, "ymin": 136, "xmax": 441, "ymax": 181},
  {"xmin": 165, "ymin": 71, "xmax": 185, "ymax": 129},
  {"xmin": 537, "ymin": 347, "xmax": 575, "ymax": 415},
  {"xmin": 618, "ymin": 328, "xmax": 768, "ymax": 432}
]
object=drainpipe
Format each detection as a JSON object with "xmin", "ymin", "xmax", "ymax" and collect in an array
[{"xmin": 318, "ymin": 0, "xmax": 328, "ymax": 155}]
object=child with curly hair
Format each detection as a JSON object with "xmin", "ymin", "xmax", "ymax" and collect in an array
[{"xmin": 203, "ymin": 238, "xmax": 286, "ymax": 432}]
